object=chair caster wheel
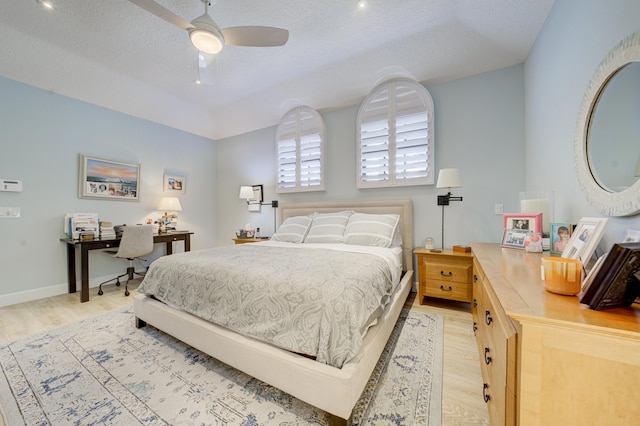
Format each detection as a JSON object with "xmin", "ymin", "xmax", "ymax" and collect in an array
[
  {"xmin": 98, "ymin": 289, "xmax": 103, "ymax": 295},
  {"xmin": 116, "ymin": 282, "xmax": 121, "ymax": 287},
  {"xmin": 125, "ymin": 290, "xmax": 130, "ymax": 296}
]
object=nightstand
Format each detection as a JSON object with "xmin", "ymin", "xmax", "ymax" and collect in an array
[
  {"xmin": 413, "ymin": 247, "xmax": 473, "ymax": 304},
  {"xmin": 233, "ymin": 237, "xmax": 269, "ymax": 244}
]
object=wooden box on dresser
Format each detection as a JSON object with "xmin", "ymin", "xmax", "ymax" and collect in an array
[
  {"xmin": 470, "ymin": 242, "xmax": 640, "ymax": 426},
  {"xmin": 413, "ymin": 248, "xmax": 473, "ymax": 303}
]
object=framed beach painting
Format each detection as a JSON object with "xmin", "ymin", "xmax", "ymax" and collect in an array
[{"xmin": 79, "ymin": 154, "xmax": 140, "ymax": 201}]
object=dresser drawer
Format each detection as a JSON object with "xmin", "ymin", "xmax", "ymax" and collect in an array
[
  {"xmin": 423, "ymin": 261, "xmax": 472, "ymax": 283},
  {"xmin": 421, "ymin": 279, "xmax": 471, "ymax": 302}
]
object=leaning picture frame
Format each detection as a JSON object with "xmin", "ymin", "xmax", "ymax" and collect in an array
[
  {"xmin": 561, "ymin": 217, "xmax": 609, "ymax": 262},
  {"xmin": 502, "ymin": 212, "xmax": 543, "ymax": 235},
  {"xmin": 501, "ymin": 228, "xmax": 530, "ymax": 249},
  {"xmin": 163, "ymin": 174, "xmax": 186, "ymax": 194},
  {"xmin": 550, "ymin": 222, "xmax": 573, "ymax": 255},
  {"xmin": 79, "ymin": 154, "xmax": 140, "ymax": 201},
  {"xmin": 622, "ymin": 228, "xmax": 640, "ymax": 243}
]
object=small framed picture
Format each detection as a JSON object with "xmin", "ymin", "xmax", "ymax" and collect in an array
[
  {"xmin": 561, "ymin": 217, "xmax": 609, "ymax": 262},
  {"xmin": 502, "ymin": 212, "xmax": 543, "ymax": 235},
  {"xmin": 623, "ymin": 229, "xmax": 640, "ymax": 243},
  {"xmin": 550, "ymin": 222, "xmax": 573, "ymax": 255},
  {"xmin": 501, "ymin": 228, "xmax": 530, "ymax": 249},
  {"xmin": 163, "ymin": 174, "xmax": 186, "ymax": 194}
]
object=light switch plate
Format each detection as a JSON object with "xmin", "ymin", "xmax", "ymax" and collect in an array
[{"xmin": 0, "ymin": 207, "xmax": 20, "ymax": 218}]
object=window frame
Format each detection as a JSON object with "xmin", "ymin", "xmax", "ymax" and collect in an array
[
  {"xmin": 275, "ymin": 105, "xmax": 326, "ymax": 193},
  {"xmin": 356, "ymin": 78, "xmax": 435, "ymax": 188}
]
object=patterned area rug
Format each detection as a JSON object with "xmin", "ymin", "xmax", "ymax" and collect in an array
[{"xmin": 0, "ymin": 307, "xmax": 443, "ymax": 425}]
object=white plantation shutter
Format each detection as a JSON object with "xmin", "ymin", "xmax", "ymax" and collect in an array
[
  {"xmin": 357, "ymin": 79, "xmax": 434, "ymax": 188},
  {"xmin": 276, "ymin": 106, "xmax": 325, "ymax": 193}
]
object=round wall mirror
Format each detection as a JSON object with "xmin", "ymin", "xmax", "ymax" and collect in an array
[{"xmin": 574, "ymin": 31, "xmax": 640, "ymax": 216}]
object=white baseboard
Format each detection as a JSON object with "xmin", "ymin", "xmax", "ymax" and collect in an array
[{"xmin": 0, "ymin": 274, "xmax": 118, "ymax": 307}]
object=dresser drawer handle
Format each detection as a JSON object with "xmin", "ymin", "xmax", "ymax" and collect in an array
[
  {"xmin": 473, "ymin": 298, "xmax": 478, "ymax": 308},
  {"xmin": 483, "ymin": 383, "xmax": 491, "ymax": 403},
  {"xmin": 473, "ymin": 274, "xmax": 478, "ymax": 282},
  {"xmin": 473, "ymin": 322, "xmax": 478, "ymax": 334},
  {"xmin": 484, "ymin": 347, "xmax": 492, "ymax": 365},
  {"xmin": 439, "ymin": 285, "xmax": 453, "ymax": 292},
  {"xmin": 440, "ymin": 270, "xmax": 453, "ymax": 277},
  {"xmin": 485, "ymin": 310, "xmax": 493, "ymax": 326}
]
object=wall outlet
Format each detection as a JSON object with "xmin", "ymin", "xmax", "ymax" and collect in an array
[{"xmin": 494, "ymin": 204, "xmax": 503, "ymax": 215}]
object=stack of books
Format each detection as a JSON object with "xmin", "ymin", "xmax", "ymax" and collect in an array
[
  {"xmin": 100, "ymin": 221, "xmax": 116, "ymax": 238},
  {"xmin": 64, "ymin": 213, "xmax": 99, "ymax": 240}
]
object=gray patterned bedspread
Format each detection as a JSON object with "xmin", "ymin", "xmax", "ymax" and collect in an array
[{"xmin": 138, "ymin": 243, "xmax": 398, "ymax": 368}]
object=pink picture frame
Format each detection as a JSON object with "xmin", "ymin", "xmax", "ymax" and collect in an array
[{"xmin": 502, "ymin": 212, "xmax": 543, "ymax": 235}]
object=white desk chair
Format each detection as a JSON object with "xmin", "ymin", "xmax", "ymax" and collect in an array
[{"xmin": 97, "ymin": 224, "xmax": 154, "ymax": 297}]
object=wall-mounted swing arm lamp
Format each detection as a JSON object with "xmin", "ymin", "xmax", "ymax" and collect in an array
[
  {"xmin": 435, "ymin": 168, "xmax": 463, "ymax": 251},
  {"xmin": 239, "ymin": 185, "xmax": 279, "ymax": 233}
]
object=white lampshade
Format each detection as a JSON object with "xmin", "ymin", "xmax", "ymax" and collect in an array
[
  {"xmin": 239, "ymin": 186, "xmax": 254, "ymax": 200},
  {"xmin": 158, "ymin": 197, "xmax": 182, "ymax": 212},
  {"xmin": 436, "ymin": 168, "xmax": 462, "ymax": 189}
]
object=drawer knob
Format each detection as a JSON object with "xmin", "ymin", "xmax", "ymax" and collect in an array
[
  {"xmin": 473, "ymin": 298, "xmax": 478, "ymax": 308},
  {"xmin": 484, "ymin": 347, "xmax": 492, "ymax": 365},
  {"xmin": 440, "ymin": 270, "xmax": 453, "ymax": 277},
  {"xmin": 473, "ymin": 322, "xmax": 478, "ymax": 334},
  {"xmin": 473, "ymin": 274, "xmax": 478, "ymax": 282},
  {"xmin": 483, "ymin": 383, "xmax": 491, "ymax": 403},
  {"xmin": 485, "ymin": 310, "xmax": 493, "ymax": 326},
  {"xmin": 439, "ymin": 285, "xmax": 453, "ymax": 292}
]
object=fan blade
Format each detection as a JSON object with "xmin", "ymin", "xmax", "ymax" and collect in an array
[
  {"xmin": 220, "ymin": 26, "xmax": 289, "ymax": 47},
  {"xmin": 198, "ymin": 52, "xmax": 217, "ymax": 86},
  {"xmin": 129, "ymin": 0, "xmax": 194, "ymax": 31}
]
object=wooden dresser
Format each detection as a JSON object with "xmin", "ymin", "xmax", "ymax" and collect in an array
[{"xmin": 470, "ymin": 242, "xmax": 640, "ymax": 425}]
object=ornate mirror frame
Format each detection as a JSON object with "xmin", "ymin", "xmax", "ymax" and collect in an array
[{"xmin": 574, "ymin": 30, "xmax": 640, "ymax": 216}]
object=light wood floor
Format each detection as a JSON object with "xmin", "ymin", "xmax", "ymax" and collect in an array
[{"xmin": 0, "ymin": 282, "xmax": 489, "ymax": 425}]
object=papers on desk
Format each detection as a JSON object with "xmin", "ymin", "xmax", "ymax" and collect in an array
[{"xmin": 64, "ymin": 213, "xmax": 99, "ymax": 239}]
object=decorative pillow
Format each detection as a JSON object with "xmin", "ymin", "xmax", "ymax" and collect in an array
[
  {"xmin": 303, "ymin": 211, "xmax": 353, "ymax": 244},
  {"xmin": 343, "ymin": 213, "xmax": 401, "ymax": 248},
  {"xmin": 270, "ymin": 215, "xmax": 313, "ymax": 244}
]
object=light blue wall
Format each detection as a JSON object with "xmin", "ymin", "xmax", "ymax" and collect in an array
[
  {"xmin": 525, "ymin": 0, "xmax": 640, "ymax": 252},
  {"xmin": 216, "ymin": 64, "xmax": 526, "ymax": 264},
  {"xmin": 0, "ymin": 77, "xmax": 217, "ymax": 306}
]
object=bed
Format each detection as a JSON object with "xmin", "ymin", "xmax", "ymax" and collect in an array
[{"xmin": 133, "ymin": 199, "xmax": 414, "ymax": 424}]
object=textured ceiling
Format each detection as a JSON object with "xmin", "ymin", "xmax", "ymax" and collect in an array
[{"xmin": 0, "ymin": 0, "xmax": 554, "ymax": 140}]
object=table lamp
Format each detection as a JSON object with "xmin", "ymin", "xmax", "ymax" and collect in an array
[{"xmin": 158, "ymin": 197, "xmax": 182, "ymax": 231}]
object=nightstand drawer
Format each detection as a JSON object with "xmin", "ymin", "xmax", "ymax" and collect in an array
[
  {"xmin": 423, "ymin": 262, "xmax": 472, "ymax": 283},
  {"xmin": 421, "ymin": 279, "xmax": 471, "ymax": 302}
]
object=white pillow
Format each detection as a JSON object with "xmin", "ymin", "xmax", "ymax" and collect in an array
[
  {"xmin": 343, "ymin": 213, "xmax": 401, "ymax": 248},
  {"xmin": 303, "ymin": 211, "xmax": 353, "ymax": 243},
  {"xmin": 271, "ymin": 215, "xmax": 313, "ymax": 244}
]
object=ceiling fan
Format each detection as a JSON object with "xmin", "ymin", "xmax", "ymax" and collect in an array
[{"xmin": 129, "ymin": 0, "xmax": 289, "ymax": 84}]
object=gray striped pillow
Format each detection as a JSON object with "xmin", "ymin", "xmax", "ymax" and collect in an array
[
  {"xmin": 271, "ymin": 215, "xmax": 313, "ymax": 244},
  {"xmin": 303, "ymin": 211, "xmax": 353, "ymax": 243},
  {"xmin": 343, "ymin": 213, "xmax": 401, "ymax": 247}
]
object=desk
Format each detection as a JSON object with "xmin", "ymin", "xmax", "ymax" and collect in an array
[{"xmin": 61, "ymin": 230, "xmax": 193, "ymax": 302}]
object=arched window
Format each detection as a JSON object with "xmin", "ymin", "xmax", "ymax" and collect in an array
[
  {"xmin": 276, "ymin": 106, "xmax": 326, "ymax": 193},
  {"xmin": 357, "ymin": 79, "xmax": 434, "ymax": 188}
]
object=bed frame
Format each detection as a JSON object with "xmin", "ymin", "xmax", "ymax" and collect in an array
[{"xmin": 133, "ymin": 199, "xmax": 413, "ymax": 425}]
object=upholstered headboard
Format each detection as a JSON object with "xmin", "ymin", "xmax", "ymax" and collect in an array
[{"xmin": 279, "ymin": 199, "xmax": 413, "ymax": 271}]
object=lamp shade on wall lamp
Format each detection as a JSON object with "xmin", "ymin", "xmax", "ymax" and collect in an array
[
  {"xmin": 436, "ymin": 168, "xmax": 462, "ymax": 189},
  {"xmin": 239, "ymin": 186, "xmax": 254, "ymax": 200}
]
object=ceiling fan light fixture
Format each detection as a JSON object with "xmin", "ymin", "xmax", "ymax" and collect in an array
[{"xmin": 189, "ymin": 28, "xmax": 223, "ymax": 54}]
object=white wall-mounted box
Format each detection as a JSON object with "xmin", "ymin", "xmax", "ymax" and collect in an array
[{"xmin": 0, "ymin": 179, "xmax": 22, "ymax": 192}]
